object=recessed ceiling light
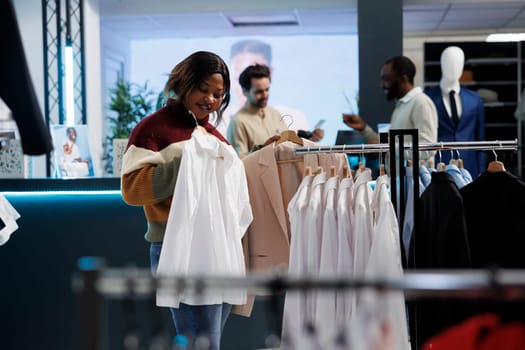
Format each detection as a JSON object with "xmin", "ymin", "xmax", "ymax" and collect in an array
[
  {"xmin": 486, "ymin": 33, "xmax": 525, "ymax": 42},
  {"xmin": 228, "ymin": 14, "xmax": 299, "ymax": 27}
]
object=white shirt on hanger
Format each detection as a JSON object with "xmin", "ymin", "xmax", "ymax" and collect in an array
[
  {"xmin": 282, "ymin": 174, "xmax": 314, "ymax": 347},
  {"xmin": 156, "ymin": 130, "xmax": 253, "ymax": 308},
  {"xmin": 352, "ymin": 168, "xmax": 374, "ymax": 277},
  {"xmin": 316, "ymin": 175, "xmax": 340, "ymax": 344},
  {"xmin": 304, "ymin": 171, "xmax": 327, "ymax": 323},
  {"xmin": 365, "ymin": 174, "xmax": 410, "ymax": 350},
  {"xmin": 348, "ymin": 168, "xmax": 374, "ymax": 342},
  {"xmin": 335, "ymin": 176, "xmax": 355, "ymax": 326}
]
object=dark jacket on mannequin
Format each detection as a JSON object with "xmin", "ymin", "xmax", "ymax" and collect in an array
[{"xmin": 0, "ymin": 0, "xmax": 53, "ymax": 155}]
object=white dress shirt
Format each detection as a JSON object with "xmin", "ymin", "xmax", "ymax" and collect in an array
[
  {"xmin": 156, "ymin": 130, "xmax": 253, "ymax": 307},
  {"xmin": 282, "ymin": 175, "xmax": 314, "ymax": 347},
  {"xmin": 365, "ymin": 174, "xmax": 410, "ymax": 350},
  {"xmin": 335, "ymin": 176, "xmax": 355, "ymax": 326},
  {"xmin": 315, "ymin": 175, "xmax": 340, "ymax": 344},
  {"xmin": 440, "ymin": 80, "xmax": 463, "ymax": 118}
]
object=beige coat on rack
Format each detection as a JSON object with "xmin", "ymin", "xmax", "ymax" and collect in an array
[{"xmin": 234, "ymin": 139, "xmax": 349, "ymax": 316}]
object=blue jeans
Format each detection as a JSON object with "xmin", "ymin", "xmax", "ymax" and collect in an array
[{"xmin": 150, "ymin": 243, "xmax": 232, "ymax": 350}]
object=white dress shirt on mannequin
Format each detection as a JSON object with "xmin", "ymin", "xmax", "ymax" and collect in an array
[{"xmin": 439, "ymin": 46, "xmax": 464, "ymax": 119}]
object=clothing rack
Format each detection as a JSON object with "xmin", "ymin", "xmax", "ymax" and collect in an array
[
  {"xmin": 74, "ymin": 262, "xmax": 525, "ymax": 299},
  {"xmin": 293, "ymin": 138, "xmax": 519, "ymax": 155},
  {"xmin": 74, "ymin": 135, "xmax": 519, "ymax": 350},
  {"xmin": 73, "ymin": 257, "xmax": 525, "ymax": 350},
  {"xmin": 294, "ymin": 130, "xmax": 518, "ymax": 265},
  {"xmin": 295, "ymin": 130, "xmax": 519, "ymax": 349}
]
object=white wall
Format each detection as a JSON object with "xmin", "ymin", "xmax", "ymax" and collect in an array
[
  {"xmin": 99, "ymin": 17, "xmax": 131, "ymax": 176},
  {"xmin": 12, "ymin": 0, "xmax": 47, "ymax": 177},
  {"xmin": 84, "ymin": 0, "xmax": 104, "ymax": 176}
]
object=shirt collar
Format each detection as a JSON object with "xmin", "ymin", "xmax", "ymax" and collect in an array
[
  {"xmin": 242, "ymin": 102, "xmax": 265, "ymax": 117},
  {"xmin": 398, "ymin": 86, "xmax": 422, "ymax": 104},
  {"xmin": 439, "ymin": 80, "xmax": 461, "ymax": 95}
]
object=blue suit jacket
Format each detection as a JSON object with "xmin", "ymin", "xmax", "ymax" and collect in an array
[{"xmin": 425, "ymin": 86, "xmax": 486, "ymax": 178}]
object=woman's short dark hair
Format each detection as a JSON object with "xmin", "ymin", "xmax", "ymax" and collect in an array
[
  {"xmin": 238, "ymin": 64, "xmax": 271, "ymax": 92},
  {"xmin": 164, "ymin": 51, "xmax": 231, "ymax": 122}
]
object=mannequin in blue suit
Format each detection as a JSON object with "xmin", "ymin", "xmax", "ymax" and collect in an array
[{"xmin": 425, "ymin": 46, "xmax": 486, "ymax": 178}]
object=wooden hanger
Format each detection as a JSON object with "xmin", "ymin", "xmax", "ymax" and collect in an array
[
  {"xmin": 329, "ymin": 166, "xmax": 337, "ymax": 178},
  {"xmin": 436, "ymin": 146, "xmax": 445, "ymax": 171},
  {"xmin": 487, "ymin": 149, "xmax": 505, "ymax": 172},
  {"xmin": 454, "ymin": 150, "xmax": 463, "ymax": 168},
  {"xmin": 343, "ymin": 165, "xmax": 351, "ymax": 178},
  {"xmin": 304, "ymin": 166, "xmax": 313, "ymax": 177},
  {"xmin": 358, "ymin": 144, "xmax": 366, "ymax": 170},
  {"xmin": 448, "ymin": 150, "xmax": 457, "ymax": 165},
  {"xmin": 275, "ymin": 130, "xmax": 303, "ymax": 146},
  {"xmin": 378, "ymin": 151, "xmax": 386, "ymax": 176},
  {"xmin": 488, "ymin": 160, "xmax": 505, "ymax": 172}
]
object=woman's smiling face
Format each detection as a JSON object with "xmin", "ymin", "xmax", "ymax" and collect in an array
[{"xmin": 184, "ymin": 73, "xmax": 225, "ymax": 120}]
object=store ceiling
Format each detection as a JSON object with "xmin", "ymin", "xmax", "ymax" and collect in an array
[{"xmin": 99, "ymin": 0, "xmax": 525, "ymax": 39}]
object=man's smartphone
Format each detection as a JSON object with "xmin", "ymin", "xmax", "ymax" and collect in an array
[{"xmin": 314, "ymin": 119, "xmax": 326, "ymax": 129}]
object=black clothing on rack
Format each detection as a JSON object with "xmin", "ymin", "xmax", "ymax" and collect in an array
[
  {"xmin": 410, "ymin": 171, "xmax": 471, "ymax": 269},
  {"xmin": 461, "ymin": 170, "xmax": 525, "ymax": 269},
  {"xmin": 409, "ymin": 171, "xmax": 478, "ymax": 347},
  {"xmin": 461, "ymin": 170, "xmax": 525, "ymax": 324},
  {"xmin": 0, "ymin": 0, "xmax": 53, "ymax": 155}
]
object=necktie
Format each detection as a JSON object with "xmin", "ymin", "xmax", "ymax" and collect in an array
[{"xmin": 449, "ymin": 90, "xmax": 459, "ymax": 127}]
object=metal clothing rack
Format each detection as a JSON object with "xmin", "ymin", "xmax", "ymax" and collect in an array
[
  {"xmin": 74, "ymin": 134, "xmax": 520, "ymax": 350},
  {"xmin": 73, "ymin": 257, "xmax": 525, "ymax": 350},
  {"xmin": 294, "ymin": 130, "xmax": 518, "ymax": 265},
  {"xmin": 293, "ymin": 138, "xmax": 519, "ymax": 155},
  {"xmin": 295, "ymin": 130, "xmax": 519, "ymax": 349},
  {"xmin": 74, "ymin": 264, "xmax": 525, "ymax": 300}
]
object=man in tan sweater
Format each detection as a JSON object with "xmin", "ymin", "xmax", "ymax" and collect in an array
[{"xmin": 227, "ymin": 64, "xmax": 324, "ymax": 158}]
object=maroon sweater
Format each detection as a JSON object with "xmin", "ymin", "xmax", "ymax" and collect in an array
[{"xmin": 120, "ymin": 100, "xmax": 227, "ymax": 242}]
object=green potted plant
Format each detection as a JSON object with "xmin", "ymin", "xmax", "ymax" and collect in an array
[{"xmin": 103, "ymin": 79, "xmax": 156, "ymax": 176}]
